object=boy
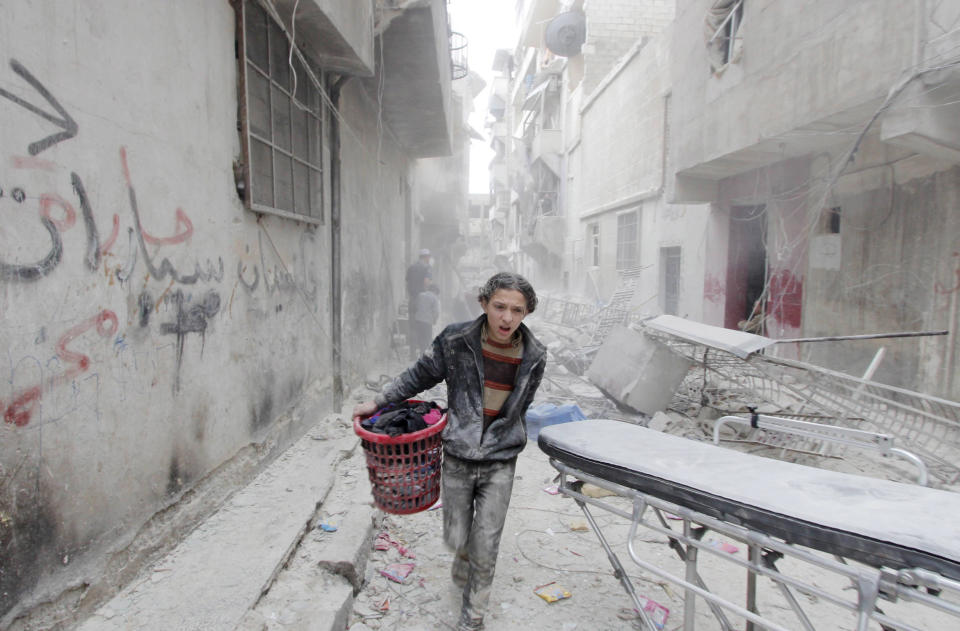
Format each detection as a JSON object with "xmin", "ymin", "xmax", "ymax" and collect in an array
[{"xmin": 354, "ymin": 272, "xmax": 546, "ymax": 631}]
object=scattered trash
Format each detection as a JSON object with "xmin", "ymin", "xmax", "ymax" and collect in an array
[
  {"xmin": 534, "ymin": 581, "xmax": 572, "ymax": 603},
  {"xmin": 617, "ymin": 596, "xmax": 670, "ymax": 630},
  {"xmin": 543, "ymin": 485, "xmax": 560, "ymax": 495},
  {"xmin": 545, "ymin": 527, "xmax": 556, "ymax": 536},
  {"xmin": 637, "ymin": 596, "xmax": 670, "ymax": 630},
  {"xmin": 665, "ymin": 513, "xmax": 683, "ymax": 520},
  {"xmin": 374, "ymin": 531, "xmax": 415, "ymax": 558},
  {"xmin": 568, "ymin": 520, "xmax": 589, "ymax": 532},
  {"xmin": 428, "ymin": 500, "xmax": 443, "ymax": 510},
  {"xmin": 375, "ymin": 598, "xmax": 390, "ymax": 612},
  {"xmin": 567, "ymin": 548, "xmax": 583, "ymax": 557},
  {"xmin": 707, "ymin": 539, "xmax": 739, "ymax": 554},
  {"xmin": 317, "ymin": 523, "xmax": 338, "ymax": 532},
  {"xmin": 379, "ymin": 562, "xmax": 415, "ymax": 584},
  {"xmin": 580, "ymin": 483, "xmax": 617, "ymax": 498}
]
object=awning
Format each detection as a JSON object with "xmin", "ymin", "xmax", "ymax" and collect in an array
[{"xmin": 522, "ymin": 79, "xmax": 550, "ymax": 111}]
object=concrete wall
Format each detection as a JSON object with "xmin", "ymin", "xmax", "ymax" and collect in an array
[
  {"xmin": 338, "ymin": 79, "xmax": 412, "ymax": 375},
  {"xmin": 582, "ymin": 0, "xmax": 675, "ymax": 96},
  {"xmin": 801, "ymin": 138, "xmax": 960, "ymax": 399},
  {"xmin": 566, "ymin": 21, "xmax": 709, "ymax": 315},
  {"xmin": 671, "ymin": 0, "xmax": 917, "ymax": 179},
  {"xmin": 667, "ymin": 0, "xmax": 960, "ymax": 398},
  {"xmin": 0, "ymin": 0, "xmax": 416, "ymax": 622}
]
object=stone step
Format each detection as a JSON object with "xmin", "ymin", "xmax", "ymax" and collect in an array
[
  {"xmin": 237, "ymin": 439, "xmax": 381, "ymax": 631},
  {"xmin": 77, "ymin": 425, "xmax": 358, "ymax": 631}
]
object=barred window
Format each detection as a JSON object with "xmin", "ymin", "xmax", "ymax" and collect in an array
[{"xmin": 239, "ymin": 0, "xmax": 325, "ymax": 223}]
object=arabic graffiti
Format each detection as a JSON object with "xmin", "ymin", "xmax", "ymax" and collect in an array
[{"xmin": 2, "ymin": 309, "xmax": 118, "ymax": 427}]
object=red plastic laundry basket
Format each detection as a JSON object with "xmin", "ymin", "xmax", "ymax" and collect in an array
[{"xmin": 354, "ymin": 402, "xmax": 446, "ymax": 515}]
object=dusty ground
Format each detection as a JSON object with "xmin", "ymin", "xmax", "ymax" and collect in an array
[{"xmin": 342, "ymin": 319, "xmax": 959, "ymax": 631}]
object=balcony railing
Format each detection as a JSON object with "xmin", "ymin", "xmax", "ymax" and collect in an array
[{"xmin": 450, "ymin": 31, "xmax": 468, "ymax": 80}]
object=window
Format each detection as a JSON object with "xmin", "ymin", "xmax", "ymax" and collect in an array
[
  {"xmin": 660, "ymin": 246, "xmax": 682, "ymax": 316},
  {"xmin": 616, "ymin": 210, "xmax": 639, "ymax": 270},
  {"xmin": 706, "ymin": 0, "xmax": 744, "ymax": 72},
  {"xmin": 589, "ymin": 222, "xmax": 600, "ymax": 267},
  {"xmin": 239, "ymin": 0, "xmax": 325, "ymax": 223}
]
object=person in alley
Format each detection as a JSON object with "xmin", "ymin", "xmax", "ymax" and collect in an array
[{"xmin": 353, "ymin": 271, "xmax": 546, "ymax": 631}]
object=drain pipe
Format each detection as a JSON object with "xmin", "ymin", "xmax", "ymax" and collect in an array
[{"xmin": 330, "ymin": 74, "xmax": 351, "ymax": 411}]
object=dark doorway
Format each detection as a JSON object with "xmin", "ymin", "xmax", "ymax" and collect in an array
[{"xmin": 724, "ymin": 205, "xmax": 767, "ymax": 332}]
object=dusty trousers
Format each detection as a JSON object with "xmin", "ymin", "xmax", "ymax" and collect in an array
[{"xmin": 441, "ymin": 452, "xmax": 517, "ymax": 627}]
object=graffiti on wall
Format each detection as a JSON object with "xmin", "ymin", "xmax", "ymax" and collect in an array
[
  {"xmin": 1, "ymin": 58, "xmax": 321, "ymax": 428},
  {"xmin": 0, "ymin": 59, "xmax": 77, "ymax": 155},
  {"xmin": 2, "ymin": 310, "xmax": 118, "ymax": 426}
]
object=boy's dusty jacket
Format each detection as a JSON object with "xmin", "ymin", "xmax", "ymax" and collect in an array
[{"xmin": 374, "ymin": 315, "xmax": 547, "ymax": 461}]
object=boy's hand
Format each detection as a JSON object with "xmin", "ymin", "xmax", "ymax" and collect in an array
[{"xmin": 352, "ymin": 400, "xmax": 378, "ymax": 420}]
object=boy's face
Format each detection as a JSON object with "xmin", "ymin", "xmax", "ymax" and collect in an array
[{"xmin": 481, "ymin": 289, "xmax": 527, "ymax": 344}]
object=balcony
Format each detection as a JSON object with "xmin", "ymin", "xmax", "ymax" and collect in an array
[
  {"xmin": 450, "ymin": 31, "xmax": 468, "ymax": 80},
  {"xmin": 375, "ymin": 0, "xmax": 453, "ymax": 157},
  {"xmin": 531, "ymin": 127, "xmax": 561, "ymax": 164},
  {"xmin": 272, "ymin": 0, "xmax": 374, "ymax": 76},
  {"xmin": 521, "ymin": 215, "xmax": 565, "ymax": 263}
]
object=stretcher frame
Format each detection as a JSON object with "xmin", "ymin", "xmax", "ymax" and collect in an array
[
  {"xmin": 713, "ymin": 414, "xmax": 929, "ymax": 485},
  {"xmin": 540, "ymin": 421, "xmax": 960, "ymax": 631}
]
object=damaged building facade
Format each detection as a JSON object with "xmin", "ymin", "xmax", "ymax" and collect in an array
[
  {"xmin": 493, "ymin": 0, "xmax": 960, "ymax": 400},
  {"xmin": 0, "ymin": 0, "xmax": 467, "ymax": 624},
  {"xmin": 671, "ymin": 0, "xmax": 960, "ymax": 399}
]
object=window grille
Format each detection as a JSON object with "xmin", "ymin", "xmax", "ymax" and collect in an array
[{"xmin": 239, "ymin": 0, "xmax": 325, "ymax": 223}]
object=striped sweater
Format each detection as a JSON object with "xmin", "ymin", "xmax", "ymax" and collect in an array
[{"xmin": 481, "ymin": 325, "xmax": 524, "ymax": 433}]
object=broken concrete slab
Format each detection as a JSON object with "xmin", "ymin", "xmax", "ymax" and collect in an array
[{"xmin": 586, "ymin": 325, "xmax": 692, "ymax": 416}]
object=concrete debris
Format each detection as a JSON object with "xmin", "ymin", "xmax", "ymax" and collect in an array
[{"xmin": 586, "ymin": 325, "xmax": 692, "ymax": 416}]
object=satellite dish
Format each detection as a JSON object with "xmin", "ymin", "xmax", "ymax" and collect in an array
[{"xmin": 545, "ymin": 11, "xmax": 586, "ymax": 57}]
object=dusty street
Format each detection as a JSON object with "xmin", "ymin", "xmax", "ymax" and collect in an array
[
  {"xmin": 346, "ymin": 431, "xmax": 676, "ymax": 631},
  {"xmin": 330, "ymin": 320, "xmax": 960, "ymax": 631}
]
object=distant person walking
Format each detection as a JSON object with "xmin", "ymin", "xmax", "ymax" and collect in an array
[
  {"xmin": 405, "ymin": 248, "xmax": 433, "ymax": 303},
  {"xmin": 409, "ymin": 277, "xmax": 441, "ymax": 359},
  {"xmin": 354, "ymin": 272, "xmax": 546, "ymax": 631}
]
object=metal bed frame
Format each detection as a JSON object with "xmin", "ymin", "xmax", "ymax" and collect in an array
[{"xmin": 540, "ymin": 420, "xmax": 960, "ymax": 631}]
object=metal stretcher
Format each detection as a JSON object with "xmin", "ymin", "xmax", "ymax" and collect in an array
[{"xmin": 538, "ymin": 420, "xmax": 960, "ymax": 631}]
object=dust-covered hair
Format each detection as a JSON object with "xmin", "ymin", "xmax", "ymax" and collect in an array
[{"xmin": 477, "ymin": 272, "xmax": 538, "ymax": 314}]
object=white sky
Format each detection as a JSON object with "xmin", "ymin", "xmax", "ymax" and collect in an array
[{"xmin": 448, "ymin": 0, "xmax": 518, "ymax": 194}]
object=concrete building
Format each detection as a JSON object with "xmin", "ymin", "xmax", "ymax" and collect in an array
[
  {"xmin": 670, "ymin": 0, "xmax": 960, "ymax": 398},
  {"xmin": 495, "ymin": 0, "xmax": 712, "ymax": 325},
  {"xmin": 0, "ymin": 0, "xmax": 461, "ymax": 624}
]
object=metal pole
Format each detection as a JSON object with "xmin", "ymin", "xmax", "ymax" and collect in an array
[
  {"xmin": 746, "ymin": 544, "xmax": 759, "ymax": 631},
  {"xmin": 774, "ymin": 330, "xmax": 948, "ymax": 344},
  {"xmin": 329, "ymin": 74, "xmax": 350, "ymax": 411},
  {"xmin": 684, "ymin": 519, "xmax": 697, "ymax": 631}
]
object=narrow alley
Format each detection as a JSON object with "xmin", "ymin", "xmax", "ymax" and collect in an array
[{"xmin": 3, "ymin": 1, "xmax": 960, "ymax": 630}]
